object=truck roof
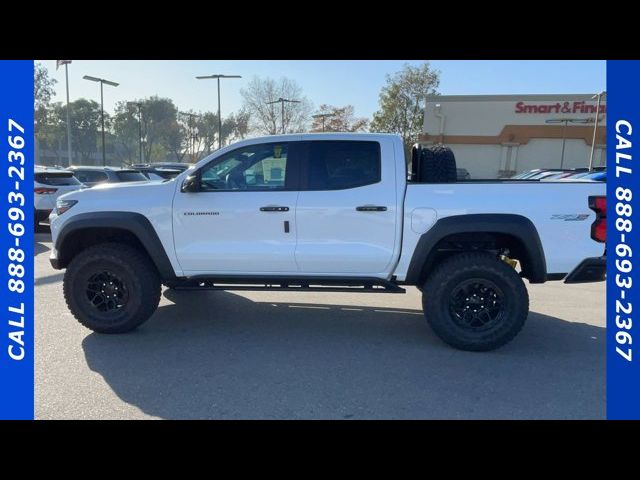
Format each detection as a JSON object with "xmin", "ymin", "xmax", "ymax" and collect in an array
[
  {"xmin": 266, "ymin": 132, "xmax": 399, "ymax": 141},
  {"xmin": 188, "ymin": 132, "xmax": 403, "ymax": 171}
]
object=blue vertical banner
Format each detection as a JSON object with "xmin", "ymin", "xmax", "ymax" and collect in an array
[
  {"xmin": 0, "ymin": 60, "xmax": 34, "ymax": 419},
  {"xmin": 607, "ymin": 60, "xmax": 640, "ymax": 419}
]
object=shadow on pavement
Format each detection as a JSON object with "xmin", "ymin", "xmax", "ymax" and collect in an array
[
  {"xmin": 35, "ymin": 242, "xmax": 50, "ymax": 256},
  {"xmin": 35, "ymin": 231, "xmax": 52, "ymax": 256},
  {"xmin": 81, "ymin": 289, "xmax": 605, "ymax": 420},
  {"xmin": 35, "ymin": 231, "xmax": 52, "ymax": 253},
  {"xmin": 35, "ymin": 271, "xmax": 64, "ymax": 287}
]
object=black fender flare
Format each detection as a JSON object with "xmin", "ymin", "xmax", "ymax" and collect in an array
[
  {"xmin": 404, "ymin": 213, "xmax": 547, "ymax": 285},
  {"xmin": 54, "ymin": 211, "xmax": 177, "ymax": 281}
]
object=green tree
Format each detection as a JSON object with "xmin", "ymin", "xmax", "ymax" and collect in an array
[
  {"xmin": 113, "ymin": 96, "xmax": 181, "ymax": 163},
  {"xmin": 140, "ymin": 96, "xmax": 180, "ymax": 162},
  {"xmin": 112, "ymin": 101, "xmax": 141, "ymax": 165},
  {"xmin": 40, "ymin": 104, "xmax": 67, "ymax": 165},
  {"xmin": 310, "ymin": 104, "xmax": 368, "ymax": 132},
  {"xmin": 34, "ymin": 62, "xmax": 58, "ymax": 162},
  {"xmin": 221, "ymin": 109, "xmax": 251, "ymax": 146},
  {"xmin": 35, "ymin": 62, "xmax": 57, "ymax": 113},
  {"xmin": 61, "ymin": 99, "xmax": 104, "ymax": 163},
  {"xmin": 164, "ymin": 116, "xmax": 187, "ymax": 163},
  {"xmin": 193, "ymin": 112, "xmax": 218, "ymax": 158},
  {"xmin": 370, "ymin": 62, "xmax": 440, "ymax": 151}
]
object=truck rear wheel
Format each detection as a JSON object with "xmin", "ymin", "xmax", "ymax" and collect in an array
[
  {"xmin": 422, "ymin": 252, "xmax": 529, "ymax": 351},
  {"xmin": 63, "ymin": 243, "xmax": 161, "ymax": 333}
]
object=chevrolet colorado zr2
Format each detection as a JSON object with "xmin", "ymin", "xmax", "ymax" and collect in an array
[{"xmin": 49, "ymin": 133, "xmax": 606, "ymax": 351}]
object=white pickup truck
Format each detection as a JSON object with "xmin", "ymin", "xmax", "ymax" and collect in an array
[{"xmin": 49, "ymin": 133, "xmax": 606, "ymax": 351}]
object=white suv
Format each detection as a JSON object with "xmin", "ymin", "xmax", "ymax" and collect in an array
[{"xmin": 34, "ymin": 166, "xmax": 84, "ymax": 228}]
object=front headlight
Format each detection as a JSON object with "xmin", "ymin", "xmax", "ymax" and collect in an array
[{"xmin": 56, "ymin": 199, "xmax": 78, "ymax": 215}]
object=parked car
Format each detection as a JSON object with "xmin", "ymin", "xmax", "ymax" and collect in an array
[
  {"xmin": 554, "ymin": 169, "xmax": 607, "ymax": 182},
  {"xmin": 514, "ymin": 168, "xmax": 592, "ymax": 181},
  {"xmin": 578, "ymin": 171, "xmax": 606, "ymax": 182},
  {"xmin": 511, "ymin": 169, "xmax": 545, "ymax": 179},
  {"xmin": 130, "ymin": 164, "xmax": 183, "ymax": 180},
  {"xmin": 132, "ymin": 162, "xmax": 193, "ymax": 173},
  {"xmin": 49, "ymin": 134, "xmax": 605, "ymax": 352},
  {"xmin": 526, "ymin": 170, "xmax": 566, "ymax": 180},
  {"xmin": 540, "ymin": 168, "xmax": 590, "ymax": 180},
  {"xmin": 34, "ymin": 166, "xmax": 84, "ymax": 228},
  {"xmin": 67, "ymin": 166, "xmax": 149, "ymax": 187},
  {"xmin": 456, "ymin": 168, "xmax": 471, "ymax": 181}
]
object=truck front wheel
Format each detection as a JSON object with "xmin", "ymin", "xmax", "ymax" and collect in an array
[
  {"xmin": 422, "ymin": 252, "xmax": 529, "ymax": 351},
  {"xmin": 63, "ymin": 243, "xmax": 162, "ymax": 333}
]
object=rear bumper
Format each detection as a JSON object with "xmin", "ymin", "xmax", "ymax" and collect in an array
[{"xmin": 564, "ymin": 256, "xmax": 606, "ymax": 284}]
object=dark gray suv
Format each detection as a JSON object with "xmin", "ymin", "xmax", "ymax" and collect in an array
[{"xmin": 67, "ymin": 166, "xmax": 148, "ymax": 187}]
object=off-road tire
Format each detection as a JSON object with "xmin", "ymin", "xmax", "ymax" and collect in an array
[
  {"xmin": 419, "ymin": 145, "xmax": 457, "ymax": 183},
  {"xmin": 422, "ymin": 252, "xmax": 529, "ymax": 351},
  {"xmin": 63, "ymin": 243, "xmax": 161, "ymax": 333}
]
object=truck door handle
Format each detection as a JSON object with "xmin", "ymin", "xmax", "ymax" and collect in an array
[
  {"xmin": 260, "ymin": 206, "xmax": 289, "ymax": 212},
  {"xmin": 356, "ymin": 205, "xmax": 387, "ymax": 212}
]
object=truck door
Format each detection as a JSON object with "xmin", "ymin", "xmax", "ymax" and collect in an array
[
  {"xmin": 295, "ymin": 139, "xmax": 399, "ymax": 276},
  {"xmin": 173, "ymin": 141, "xmax": 301, "ymax": 274}
]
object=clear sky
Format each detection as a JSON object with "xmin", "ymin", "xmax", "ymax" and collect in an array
[{"xmin": 41, "ymin": 60, "xmax": 606, "ymax": 119}]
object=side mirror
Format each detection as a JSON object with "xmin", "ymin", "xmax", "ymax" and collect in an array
[{"xmin": 181, "ymin": 173, "xmax": 200, "ymax": 193}]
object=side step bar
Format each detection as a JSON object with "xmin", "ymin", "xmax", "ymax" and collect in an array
[{"xmin": 172, "ymin": 276, "xmax": 406, "ymax": 294}]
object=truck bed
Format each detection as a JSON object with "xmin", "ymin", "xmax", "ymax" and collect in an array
[{"xmin": 394, "ymin": 181, "xmax": 606, "ymax": 280}]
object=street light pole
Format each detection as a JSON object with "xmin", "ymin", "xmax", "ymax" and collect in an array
[
  {"xmin": 267, "ymin": 97, "xmax": 301, "ymax": 134},
  {"xmin": 196, "ymin": 74, "xmax": 242, "ymax": 150},
  {"xmin": 589, "ymin": 91, "xmax": 606, "ymax": 171},
  {"xmin": 100, "ymin": 81, "xmax": 105, "ymax": 166},
  {"xmin": 64, "ymin": 63, "xmax": 73, "ymax": 166},
  {"xmin": 217, "ymin": 77, "xmax": 221, "ymax": 150},
  {"xmin": 560, "ymin": 119, "xmax": 567, "ymax": 168},
  {"xmin": 138, "ymin": 106, "xmax": 143, "ymax": 164},
  {"xmin": 312, "ymin": 112, "xmax": 336, "ymax": 132},
  {"xmin": 83, "ymin": 75, "xmax": 119, "ymax": 166},
  {"xmin": 545, "ymin": 117, "xmax": 591, "ymax": 169}
]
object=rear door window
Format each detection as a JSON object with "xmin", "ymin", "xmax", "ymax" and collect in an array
[
  {"xmin": 74, "ymin": 170, "xmax": 109, "ymax": 184},
  {"xmin": 304, "ymin": 141, "xmax": 381, "ymax": 190},
  {"xmin": 35, "ymin": 172, "xmax": 82, "ymax": 186}
]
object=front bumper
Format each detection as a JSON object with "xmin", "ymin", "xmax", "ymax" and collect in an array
[
  {"xmin": 564, "ymin": 256, "xmax": 606, "ymax": 284},
  {"xmin": 49, "ymin": 246, "xmax": 61, "ymax": 270}
]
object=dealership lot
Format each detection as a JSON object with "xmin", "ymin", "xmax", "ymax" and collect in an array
[{"xmin": 34, "ymin": 231, "xmax": 605, "ymax": 419}]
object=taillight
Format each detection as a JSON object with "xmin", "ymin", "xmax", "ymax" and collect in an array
[
  {"xmin": 34, "ymin": 187, "xmax": 58, "ymax": 195},
  {"xmin": 589, "ymin": 195, "xmax": 606, "ymax": 243}
]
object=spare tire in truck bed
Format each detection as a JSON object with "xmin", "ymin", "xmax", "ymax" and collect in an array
[{"xmin": 413, "ymin": 144, "xmax": 457, "ymax": 183}]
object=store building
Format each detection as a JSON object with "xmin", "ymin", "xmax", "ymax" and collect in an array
[{"xmin": 420, "ymin": 94, "xmax": 606, "ymax": 178}]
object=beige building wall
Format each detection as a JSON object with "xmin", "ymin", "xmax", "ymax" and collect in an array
[{"xmin": 420, "ymin": 94, "xmax": 606, "ymax": 178}]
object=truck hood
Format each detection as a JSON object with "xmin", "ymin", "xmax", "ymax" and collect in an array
[{"xmin": 60, "ymin": 179, "xmax": 170, "ymax": 199}]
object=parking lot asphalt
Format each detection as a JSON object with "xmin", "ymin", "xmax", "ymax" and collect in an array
[{"xmin": 34, "ymin": 230, "xmax": 606, "ymax": 419}]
